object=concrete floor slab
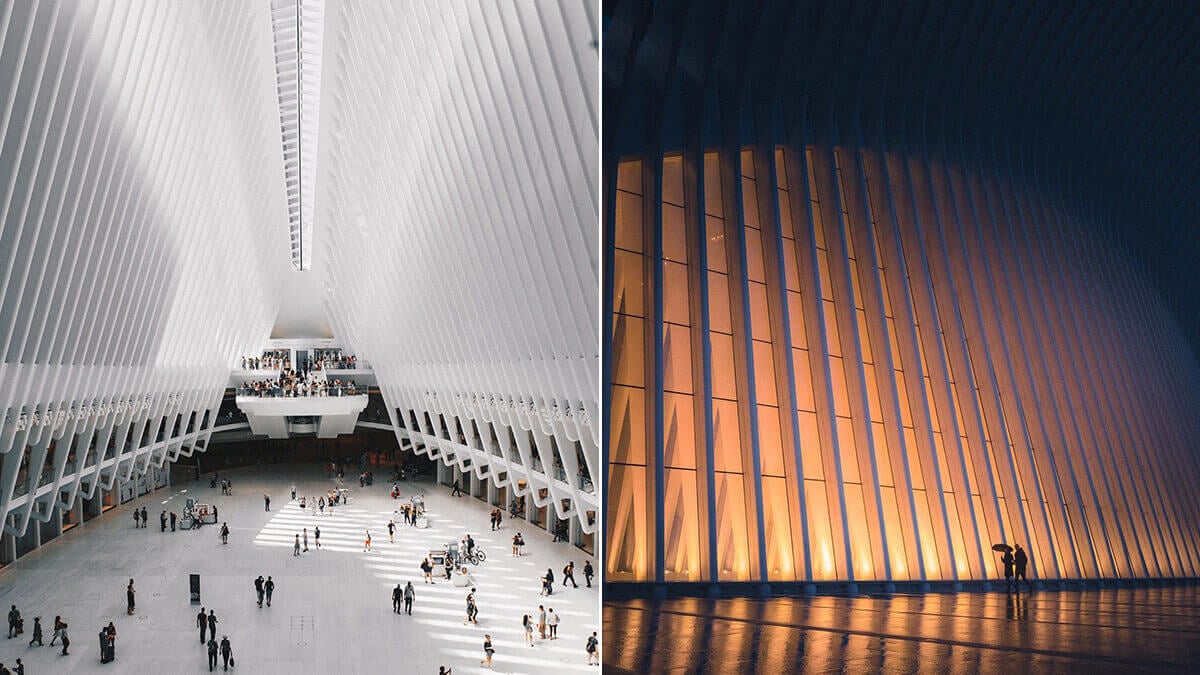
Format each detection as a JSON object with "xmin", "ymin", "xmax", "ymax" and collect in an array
[{"xmin": 0, "ymin": 465, "xmax": 599, "ymax": 674}]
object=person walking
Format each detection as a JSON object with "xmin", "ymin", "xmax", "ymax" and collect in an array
[
  {"xmin": 392, "ymin": 584, "xmax": 403, "ymax": 614},
  {"xmin": 7, "ymin": 606, "xmax": 20, "ymax": 638},
  {"xmin": 584, "ymin": 560, "xmax": 594, "ymax": 588},
  {"xmin": 388, "ymin": 519, "xmax": 395, "ymax": 543},
  {"xmin": 160, "ymin": 511, "xmax": 167, "ymax": 532},
  {"xmin": 538, "ymin": 604, "xmax": 547, "ymax": 639},
  {"xmin": 104, "ymin": 622, "xmax": 116, "ymax": 662},
  {"xmin": 98, "ymin": 627, "xmax": 109, "ymax": 664},
  {"xmin": 451, "ymin": 479, "xmax": 463, "ymax": 497},
  {"xmin": 522, "ymin": 614, "xmax": 534, "ymax": 646},
  {"xmin": 463, "ymin": 591, "xmax": 475, "ymax": 625},
  {"xmin": 364, "ymin": 530, "xmax": 372, "ymax": 552},
  {"xmin": 12, "ymin": 658, "xmax": 23, "ymax": 675},
  {"xmin": 512, "ymin": 533, "xmax": 520, "ymax": 557},
  {"xmin": 290, "ymin": 484, "xmax": 297, "ymax": 500},
  {"xmin": 27, "ymin": 617, "xmax": 41, "ymax": 646},
  {"xmin": 58, "ymin": 620, "xmax": 69, "ymax": 656},
  {"xmin": 403, "ymin": 581, "xmax": 415, "ymax": 615},
  {"xmin": 264, "ymin": 493, "xmax": 271, "ymax": 511},
  {"xmin": 469, "ymin": 587, "xmax": 479, "ymax": 623},
  {"xmin": 255, "ymin": 576, "xmax": 265, "ymax": 607},
  {"xmin": 481, "ymin": 634, "xmax": 495, "ymax": 670},
  {"xmin": 1014, "ymin": 544, "xmax": 1033, "ymax": 592},
  {"xmin": 303, "ymin": 528, "xmax": 309, "ymax": 552},
  {"xmin": 170, "ymin": 511, "xmax": 177, "ymax": 531},
  {"xmin": 219, "ymin": 635, "xmax": 233, "ymax": 671},
  {"xmin": 314, "ymin": 526, "xmax": 321, "ymax": 549},
  {"xmin": 264, "ymin": 576, "xmax": 274, "ymax": 607},
  {"xmin": 197, "ymin": 607, "xmax": 208, "ymax": 644},
  {"xmin": 140, "ymin": 507, "xmax": 147, "ymax": 528},
  {"xmin": 294, "ymin": 534, "xmax": 301, "ymax": 556},
  {"xmin": 126, "ymin": 579, "xmax": 136, "ymax": 615},
  {"xmin": 586, "ymin": 631, "xmax": 599, "ymax": 666},
  {"xmin": 207, "ymin": 637, "xmax": 219, "ymax": 672},
  {"xmin": 1002, "ymin": 549, "xmax": 1016, "ymax": 592},
  {"xmin": 207, "ymin": 610, "xmax": 217, "ymax": 643},
  {"xmin": 133, "ymin": 509, "xmax": 140, "ymax": 529},
  {"xmin": 548, "ymin": 608, "xmax": 559, "ymax": 639},
  {"xmin": 421, "ymin": 557, "xmax": 433, "ymax": 584},
  {"xmin": 563, "ymin": 561, "xmax": 578, "ymax": 588},
  {"xmin": 220, "ymin": 522, "xmax": 229, "ymax": 545}
]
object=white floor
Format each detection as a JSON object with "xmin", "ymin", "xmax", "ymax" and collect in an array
[{"xmin": 0, "ymin": 464, "xmax": 600, "ymax": 674}]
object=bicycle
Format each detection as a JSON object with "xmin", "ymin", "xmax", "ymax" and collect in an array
[{"xmin": 463, "ymin": 549, "xmax": 487, "ymax": 565}]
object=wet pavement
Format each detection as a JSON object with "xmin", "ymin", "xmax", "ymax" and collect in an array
[{"xmin": 604, "ymin": 585, "xmax": 1200, "ymax": 673}]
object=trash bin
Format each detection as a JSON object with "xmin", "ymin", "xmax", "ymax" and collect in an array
[{"xmin": 190, "ymin": 574, "xmax": 201, "ymax": 603}]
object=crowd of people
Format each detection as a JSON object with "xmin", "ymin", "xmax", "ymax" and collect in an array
[
  {"xmin": 239, "ymin": 351, "xmax": 360, "ymax": 373},
  {"xmin": 238, "ymin": 371, "xmax": 360, "ymax": 398},
  {"xmin": 239, "ymin": 354, "xmax": 289, "ymax": 371},
  {"xmin": 310, "ymin": 349, "xmax": 358, "ymax": 371}
]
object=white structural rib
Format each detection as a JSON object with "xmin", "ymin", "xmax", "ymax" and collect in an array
[
  {"xmin": 314, "ymin": 1, "xmax": 600, "ymax": 533},
  {"xmin": 0, "ymin": 2, "xmax": 291, "ymax": 538},
  {"xmin": 270, "ymin": 0, "xmax": 324, "ymax": 271}
]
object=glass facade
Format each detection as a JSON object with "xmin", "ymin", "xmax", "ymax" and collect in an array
[{"xmin": 605, "ymin": 144, "xmax": 1200, "ymax": 586}]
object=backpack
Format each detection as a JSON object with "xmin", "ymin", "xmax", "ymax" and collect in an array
[{"xmin": 563, "ymin": 565, "xmax": 570, "ymax": 575}]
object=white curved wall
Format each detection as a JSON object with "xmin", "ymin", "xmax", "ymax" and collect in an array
[
  {"xmin": 313, "ymin": 1, "xmax": 600, "ymax": 533},
  {"xmin": 0, "ymin": 1, "xmax": 289, "ymax": 537}
]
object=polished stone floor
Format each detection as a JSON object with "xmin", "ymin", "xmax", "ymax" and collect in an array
[
  {"xmin": 604, "ymin": 586, "xmax": 1200, "ymax": 673},
  {"xmin": 0, "ymin": 464, "xmax": 599, "ymax": 674}
]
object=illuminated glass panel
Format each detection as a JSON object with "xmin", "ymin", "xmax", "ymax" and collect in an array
[
  {"xmin": 806, "ymin": 479, "xmax": 838, "ymax": 580},
  {"xmin": 715, "ymin": 472, "xmax": 751, "ymax": 581},
  {"xmin": 663, "ymin": 468, "xmax": 701, "ymax": 581}
]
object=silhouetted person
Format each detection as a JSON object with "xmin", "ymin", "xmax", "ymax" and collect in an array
[
  {"xmin": 265, "ymin": 576, "xmax": 274, "ymax": 607},
  {"xmin": 392, "ymin": 584, "xmax": 403, "ymax": 614},
  {"xmin": 207, "ymin": 637, "xmax": 219, "ymax": 671},
  {"xmin": 98, "ymin": 627, "xmax": 109, "ymax": 664},
  {"xmin": 27, "ymin": 617, "xmax": 41, "ymax": 646},
  {"xmin": 1002, "ymin": 549, "xmax": 1015, "ymax": 592},
  {"xmin": 170, "ymin": 512, "xmax": 177, "ymax": 531},
  {"xmin": 255, "ymin": 576, "xmax": 265, "ymax": 607},
  {"xmin": 126, "ymin": 579, "xmax": 136, "ymax": 615},
  {"xmin": 7, "ymin": 606, "xmax": 20, "ymax": 638},
  {"xmin": 198, "ymin": 607, "xmax": 208, "ymax": 643},
  {"xmin": 584, "ymin": 560, "xmax": 594, "ymax": 587},
  {"xmin": 1014, "ymin": 544, "xmax": 1032, "ymax": 592},
  {"xmin": 220, "ymin": 635, "xmax": 233, "ymax": 670},
  {"xmin": 451, "ymin": 480, "xmax": 463, "ymax": 497}
]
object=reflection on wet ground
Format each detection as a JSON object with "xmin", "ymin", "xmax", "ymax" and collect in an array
[{"xmin": 604, "ymin": 586, "xmax": 1200, "ymax": 673}]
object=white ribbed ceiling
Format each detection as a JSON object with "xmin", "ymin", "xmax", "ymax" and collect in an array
[{"xmin": 0, "ymin": 0, "xmax": 599, "ymax": 535}]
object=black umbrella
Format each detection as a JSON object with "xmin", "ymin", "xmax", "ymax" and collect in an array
[{"xmin": 991, "ymin": 543, "xmax": 1013, "ymax": 553}]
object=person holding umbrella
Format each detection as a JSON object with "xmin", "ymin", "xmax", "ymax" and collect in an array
[{"xmin": 991, "ymin": 543, "xmax": 1015, "ymax": 593}]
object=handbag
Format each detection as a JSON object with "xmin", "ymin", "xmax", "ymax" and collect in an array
[{"xmin": 230, "ymin": 656, "xmax": 235, "ymax": 667}]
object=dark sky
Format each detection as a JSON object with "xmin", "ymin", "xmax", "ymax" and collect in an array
[{"xmin": 605, "ymin": 0, "xmax": 1200, "ymax": 360}]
